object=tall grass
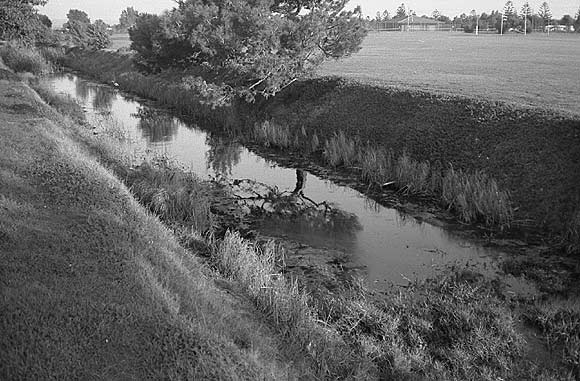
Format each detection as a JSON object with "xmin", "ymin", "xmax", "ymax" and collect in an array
[
  {"xmin": 128, "ymin": 158, "xmax": 214, "ymax": 232},
  {"xmin": 252, "ymin": 120, "xmax": 321, "ymax": 153},
  {"xmin": 211, "ymin": 231, "xmax": 370, "ymax": 378},
  {"xmin": 526, "ymin": 298, "xmax": 580, "ymax": 377},
  {"xmin": 0, "ymin": 44, "xmax": 53, "ymax": 75},
  {"xmin": 253, "ymin": 120, "xmax": 291, "ymax": 148},
  {"xmin": 442, "ymin": 166, "xmax": 513, "ymax": 227},
  {"xmin": 324, "ymin": 131, "xmax": 357, "ymax": 167},
  {"xmin": 323, "ymin": 135, "xmax": 513, "ymax": 227}
]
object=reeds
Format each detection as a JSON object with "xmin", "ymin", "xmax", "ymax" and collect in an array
[
  {"xmin": 324, "ymin": 135, "xmax": 513, "ymax": 227},
  {"xmin": 441, "ymin": 166, "xmax": 513, "ymax": 227},
  {"xmin": 322, "ymin": 134, "xmax": 513, "ymax": 227},
  {"xmin": 253, "ymin": 120, "xmax": 291, "ymax": 148}
]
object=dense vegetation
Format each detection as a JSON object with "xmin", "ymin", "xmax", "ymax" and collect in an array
[{"xmin": 128, "ymin": 0, "xmax": 367, "ymax": 103}]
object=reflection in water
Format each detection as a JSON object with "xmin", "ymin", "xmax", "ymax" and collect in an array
[
  {"xmin": 253, "ymin": 170, "xmax": 361, "ymax": 254},
  {"xmin": 134, "ymin": 108, "xmax": 179, "ymax": 143},
  {"xmin": 46, "ymin": 73, "xmax": 507, "ymax": 287},
  {"xmin": 74, "ymin": 76, "xmax": 90, "ymax": 102},
  {"xmin": 292, "ymin": 169, "xmax": 307, "ymax": 195},
  {"xmin": 92, "ymin": 86, "xmax": 115, "ymax": 111},
  {"xmin": 73, "ymin": 76, "xmax": 115, "ymax": 112},
  {"xmin": 205, "ymin": 134, "xmax": 242, "ymax": 176}
]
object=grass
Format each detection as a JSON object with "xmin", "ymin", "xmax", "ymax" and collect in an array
[
  {"xmin": 8, "ymin": 51, "xmax": 578, "ymax": 378},
  {"xmin": 0, "ymin": 57, "xmax": 301, "ymax": 379},
  {"xmin": 127, "ymin": 158, "xmax": 214, "ymax": 233},
  {"xmin": 211, "ymin": 231, "xmax": 372, "ymax": 378},
  {"xmin": 318, "ymin": 32, "xmax": 580, "ymax": 116},
  {"xmin": 0, "ymin": 43, "xmax": 54, "ymax": 75},
  {"xmin": 324, "ymin": 131, "xmax": 357, "ymax": 167},
  {"xmin": 53, "ymin": 48, "xmax": 579, "ymax": 234},
  {"xmin": 49, "ymin": 40, "xmax": 580, "ymax": 239},
  {"xmin": 525, "ymin": 298, "xmax": 580, "ymax": 378},
  {"xmin": 320, "ymin": 131, "xmax": 513, "ymax": 227}
]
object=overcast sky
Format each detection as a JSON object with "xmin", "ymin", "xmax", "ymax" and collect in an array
[{"xmin": 40, "ymin": 0, "xmax": 579, "ymax": 24}]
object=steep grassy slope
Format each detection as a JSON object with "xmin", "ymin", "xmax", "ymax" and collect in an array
[{"xmin": 0, "ymin": 64, "xmax": 298, "ymax": 379}]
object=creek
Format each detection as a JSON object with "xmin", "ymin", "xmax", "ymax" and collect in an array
[{"xmin": 45, "ymin": 73, "xmax": 526, "ymax": 291}]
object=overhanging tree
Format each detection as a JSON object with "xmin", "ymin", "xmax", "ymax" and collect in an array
[{"xmin": 130, "ymin": 0, "xmax": 367, "ymax": 104}]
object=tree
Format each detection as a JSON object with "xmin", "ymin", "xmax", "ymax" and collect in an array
[
  {"xmin": 66, "ymin": 9, "xmax": 90, "ymax": 25},
  {"xmin": 64, "ymin": 10, "xmax": 111, "ymax": 50},
  {"xmin": 37, "ymin": 14, "xmax": 52, "ymax": 29},
  {"xmin": 521, "ymin": 2, "xmax": 532, "ymax": 20},
  {"xmin": 520, "ymin": 2, "xmax": 533, "ymax": 33},
  {"xmin": 575, "ymin": 6, "xmax": 580, "ymax": 33},
  {"xmin": 560, "ymin": 15, "xmax": 574, "ymax": 32},
  {"xmin": 395, "ymin": 3, "xmax": 407, "ymax": 19},
  {"xmin": 130, "ymin": 0, "xmax": 367, "ymax": 104},
  {"xmin": 501, "ymin": 1, "xmax": 520, "ymax": 31},
  {"xmin": 0, "ymin": 0, "xmax": 47, "ymax": 42},
  {"xmin": 538, "ymin": 2, "xmax": 552, "ymax": 25},
  {"xmin": 432, "ymin": 9, "xmax": 440, "ymax": 20},
  {"xmin": 119, "ymin": 7, "xmax": 139, "ymax": 31}
]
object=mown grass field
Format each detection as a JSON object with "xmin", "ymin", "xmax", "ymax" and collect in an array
[{"xmin": 319, "ymin": 32, "xmax": 580, "ymax": 115}]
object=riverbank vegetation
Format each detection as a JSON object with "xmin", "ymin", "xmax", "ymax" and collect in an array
[
  {"xmin": 52, "ymin": 47, "xmax": 580, "ymax": 249},
  {"xmin": 4, "ymin": 48, "xmax": 580, "ymax": 377},
  {"xmin": 0, "ymin": 69, "xmax": 302, "ymax": 379}
]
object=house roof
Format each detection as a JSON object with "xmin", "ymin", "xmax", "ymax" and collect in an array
[{"xmin": 397, "ymin": 16, "xmax": 443, "ymax": 25}]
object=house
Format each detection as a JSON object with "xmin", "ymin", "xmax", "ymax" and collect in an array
[{"xmin": 398, "ymin": 16, "xmax": 445, "ymax": 31}]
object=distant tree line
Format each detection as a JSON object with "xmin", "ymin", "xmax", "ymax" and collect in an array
[
  {"xmin": 367, "ymin": 1, "xmax": 580, "ymax": 34},
  {"xmin": 0, "ymin": 1, "xmax": 112, "ymax": 49}
]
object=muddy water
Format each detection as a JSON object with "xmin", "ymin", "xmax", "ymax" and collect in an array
[{"xmin": 46, "ymin": 73, "xmax": 512, "ymax": 288}]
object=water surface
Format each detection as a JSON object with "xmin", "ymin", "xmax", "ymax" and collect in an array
[{"xmin": 46, "ymin": 73, "xmax": 510, "ymax": 288}]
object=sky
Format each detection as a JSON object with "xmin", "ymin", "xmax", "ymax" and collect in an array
[{"xmin": 40, "ymin": 0, "xmax": 579, "ymax": 25}]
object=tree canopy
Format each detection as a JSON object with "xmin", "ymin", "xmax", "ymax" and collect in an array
[
  {"xmin": 538, "ymin": 2, "xmax": 552, "ymax": 24},
  {"xmin": 119, "ymin": 7, "xmax": 139, "ymax": 31},
  {"xmin": 0, "ymin": 0, "xmax": 48, "ymax": 42},
  {"xmin": 64, "ymin": 9, "xmax": 111, "ymax": 50},
  {"xmin": 130, "ymin": 0, "xmax": 367, "ymax": 104},
  {"xmin": 395, "ymin": 3, "xmax": 407, "ymax": 19}
]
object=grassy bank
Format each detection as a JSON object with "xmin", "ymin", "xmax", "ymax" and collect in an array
[
  {"xmin": 54, "ymin": 48, "xmax": 580, "ymax": 248},
  {"xmin": 4, "ymin": 52, "xmax": 579, "ymax": 378},
  {"xmin": 0, "ymin": 61, "xmax": 307, "ymax": 379},
  {"xmin": 22, "ymin": 85, "xmax": 543, "ymax": 380}
]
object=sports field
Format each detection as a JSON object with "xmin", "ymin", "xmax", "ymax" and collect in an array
[{"xmin": 318, "ymin": 32, "xmax": 580, "ymax": 115}]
